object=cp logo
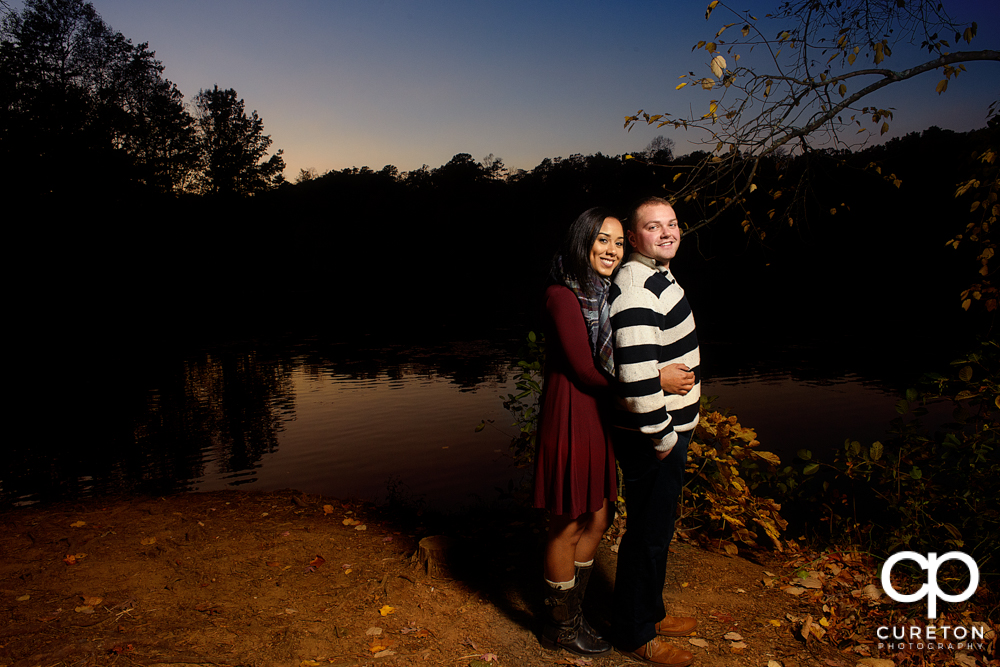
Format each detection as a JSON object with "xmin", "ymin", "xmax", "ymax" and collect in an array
[{"xmin": 881, "ymin": 551, "xmax": 979, "ymax": 618}]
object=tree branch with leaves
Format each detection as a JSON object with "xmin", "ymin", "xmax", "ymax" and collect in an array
[{"xmin": 626, "ymin": 0, "xmax": 999, "ymax": 240}]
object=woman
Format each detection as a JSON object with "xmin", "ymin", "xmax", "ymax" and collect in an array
[{"xmin": 534, "ymin": 207, "xmax": 624, "ymax": 656}]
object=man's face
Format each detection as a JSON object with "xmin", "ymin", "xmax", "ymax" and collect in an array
[{"xmin": 628, "ymin": 203, "xmax": 680, "ymax": 266}]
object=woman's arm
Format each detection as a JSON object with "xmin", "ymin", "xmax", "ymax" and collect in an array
[
  {"xmin": 660, "ymin": 363, "xmax": 695, "ymax": 395},
  {"xmin": 545, "ymin": 286, "xmax": 610, "ymax": 390}
]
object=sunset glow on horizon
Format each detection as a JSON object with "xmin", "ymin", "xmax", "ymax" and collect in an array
[{"xmin": 9, "ymin": 0, "xmax": 998, "ymax": 179}]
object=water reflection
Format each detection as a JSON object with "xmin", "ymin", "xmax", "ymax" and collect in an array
[
  {"xmin": 2, "ymin": 335, "xmax": 930, "ymax": 510},
  {"xmin": 2, "ymin": 339, "xmax": 521, "ymax": 509}
]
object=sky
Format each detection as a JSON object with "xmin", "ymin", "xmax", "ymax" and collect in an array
[{"xmin": 10, "ymin": 0, "xmax": 1000, "ymax": 178}]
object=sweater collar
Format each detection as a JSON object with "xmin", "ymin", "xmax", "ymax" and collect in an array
[{"xmin": 628, "ymin": 252, "xmax": 671, "ymax": 274}]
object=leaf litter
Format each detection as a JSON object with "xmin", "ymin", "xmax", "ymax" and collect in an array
[{"xmin": 1, "ymin": 489, "xmax": 994, "ymax": 667}]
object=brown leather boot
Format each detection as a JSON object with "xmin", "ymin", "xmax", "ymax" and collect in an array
[
  {"xmin": 630, "ymin": 638, "xmax": 695, "ymax": 666},
  {"xmin": 655, "ymin": 614, "xmax": 697, "ymax": 637}
]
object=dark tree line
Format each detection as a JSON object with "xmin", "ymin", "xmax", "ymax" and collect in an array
[{"xmin": 0, "ymin": 0, "xmax": 284, "ymax": 199}]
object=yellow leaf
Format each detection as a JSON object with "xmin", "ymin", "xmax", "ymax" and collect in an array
[
  {"xmin": 962, "ymin": 299, "xmax": 972, "ymax": 310},
  {"xmin": 838, "ymin": 83, "xmax": 846, "ymax": 97},
  {"xmin": 936, "ymin": 79, "xmax": 948, "ymax": 94},
  {"xmin": 847, "ymin": 53, "xmax": 856, "ymax": 65},
  {"xmin": 710, "ymin": 55, "xmax": 727, "ymax": 78},
  {"xmin": 764, "ymin": 80, "xmax": 772, "ymax": 97},
  {"xmin": 829, "ymin": 208, "xmax": 837, "ymax": 215},
  {"xmin": 741, "ymin": 25, "xmax": 750, "ymax": 37},
  {"xmin": 971, "ymin": 201, "xmax": 981, "ymax": 212},
  {"xmin": 749, "ymin": 183, "xmax": 758, "ymax": 192},
  {"xmin": 323, "ymin": 504, "xmax": 335, "ymax": 514},
  {"xmin": 819, "ymin": 617, "xmax": 830, "ymax": 627},
  {"xmin": 379, "ymin": 605, "xmax": 395, "ymax": 616},
  {"xmin": 706, "ymin": 42, "xmax": 717, "ymax": 54},
  {"xmin": 701, "ymin": 78, "xmax": 715, "ymax": 90},
  {"xmin": 880, "ymin": 121, "xmax": 889, "ymax": 135},
  {"xmin": 676, "ymin": 82, "xmax": 688, "ymax": 90},
  {"xmin": 141, "ymin": 537, "xmax": 156, "ymax": 545},
  {"xmin": 705, "ymin": 0, "xmax": 719, "ymax": 20},
  {"xmin": 673, "ymin": 173, "xmax": 683, "ymax": 182},
  {"xmin": 70, "ymin": 521, "xmax": 86, "ymax": 528},
  {"xmin": 769, "ymin": 619, "xmax": 781, "ymax": 626}
]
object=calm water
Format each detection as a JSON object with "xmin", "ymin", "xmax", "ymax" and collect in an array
[{"xmin": 3, "ymin": 335, "xmax": 924, "ymax": 511}]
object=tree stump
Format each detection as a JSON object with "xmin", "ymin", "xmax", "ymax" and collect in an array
[{"xmin": 413, "ymin": 535, "xmax": 453, "ymax": 579}]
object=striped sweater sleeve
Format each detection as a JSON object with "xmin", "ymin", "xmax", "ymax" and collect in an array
[{"xmin": 610, "ymin": 266, "xmax": 678, "ymax": 453}]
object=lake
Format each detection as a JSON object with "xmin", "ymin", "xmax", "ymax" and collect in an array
[{"xmin": 2, "ymin": 333, "xmax": 927, "ymax": 511}]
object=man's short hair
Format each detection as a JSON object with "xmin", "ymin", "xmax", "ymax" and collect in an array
[{"xmin": 626, "ymin": 196, "xmax": 673, "ymax": 234}]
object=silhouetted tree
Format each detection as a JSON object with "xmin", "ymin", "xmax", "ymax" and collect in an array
[
  {"xmin": 193, "ymin": 85, "xmax": 285, "ymax": 196},
  {"xmin": 643, "ymin": 135, "xmax": 675, "ymax": 162},
  {"xmin": 0, "ymin": 0, "xmax": 198, "ymax": 195}
]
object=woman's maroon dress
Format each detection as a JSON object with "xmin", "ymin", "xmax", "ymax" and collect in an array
[{"xmin": 532, "ymin": 285, "xmax": 618, "ymax": 517}]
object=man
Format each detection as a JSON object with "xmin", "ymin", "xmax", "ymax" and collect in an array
[{"xmin": 609, "ymin": 197, "xmax": 700, "ymax": 666}]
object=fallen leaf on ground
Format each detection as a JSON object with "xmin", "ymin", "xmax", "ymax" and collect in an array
[
  {"xmin": 266, "ymin": 561, "xmax": 280, "ymax": 567},
  {"xmin": 74, "ymin": 606, "xmax": 94, "ymax": 613},
  {"xmin": 70, "ymin": 521, "xmax": 86, "ymax": 528},
  {"xmin": 379, "ymin": 604, "xmax": 395, "ymax": 616},
  {"xmin": 724, "ymin": 632, "xmax": 742, "ymax": 640},
  {"xmin": 861, "ymin": 584, "xmax": 881, "ymax": 600},
  {"xmin": 782, "ymin": 586, "xmax": 806, "ymax": 596},
  {"xmin": 954, "ymin": 655, "xmax": 976, "ymax": 667},
  {"xmin": 323, "ymin": 505, "xmax": 335, "ymax": 514},
  {"xmin": 373, "ymin": 650, "xmax": 395, "ymax": 658},
  {"xmin": 355, "ymin": 524, "xmax": 368, "ymax": 531},
  {"xmin": 555, "ymin": 658, "xmax": 593, "ymax": 666},
  {"xmin": 81, "ymin": 596, "xmax": 102, "ymax": 606},
  {"xmin": 140, "ymin": 537, "xmax": 156, "ymax": 545},
  {"xmin": 767, "ymin": 661, "xmax": 783, "ymax": 667},
  {"xmin": 730, "ymin": 641, "xmax": 747, "ymax": 652},
  {"xmin": 300, "ymin": 660, "xmax": 322, "ymax": 666},
  {"xmin": 16, "ymin": 594, "xmax": 29, "ymax": 601},
  {"xmin": 366, "ymin": 627, "xmax": 383, "ymax": 636},
  {"xmin": 688, "ymin": 638, "xmax": 709, "ymax": 648},
  {"xmin": 309, "ymin": 555, "xmax": 325, "ymax": 567}
]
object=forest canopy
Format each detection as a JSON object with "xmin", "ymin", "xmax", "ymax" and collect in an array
[{"xmin": 0, "ymin": 0, "xmax": 284, "ymax": 198}]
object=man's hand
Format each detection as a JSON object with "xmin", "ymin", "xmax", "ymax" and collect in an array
[{"xmin": 659, "ymin": 363, "xmax": 694, "ymax": 395}]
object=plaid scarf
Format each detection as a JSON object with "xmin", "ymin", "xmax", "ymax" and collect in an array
[{"xmin": 551, "ymin": 255, "xmax": 615, "ymax": 376}]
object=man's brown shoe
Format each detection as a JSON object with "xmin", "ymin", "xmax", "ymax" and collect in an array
[
  {"xmin": 655, "ymin": 615, "xmax": 697, "ymax": 637},
  {"xmin": 631, "ymin": 638, "xmax": 695, "ymax": 666}
]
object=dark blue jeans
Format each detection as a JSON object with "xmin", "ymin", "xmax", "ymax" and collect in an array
[{"xmin": 611, "ymin": 429, "xmax": 691, "ymax": 651}]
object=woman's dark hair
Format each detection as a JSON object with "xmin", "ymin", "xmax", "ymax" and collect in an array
[{"xmin": 558, "ymin": 207, "xmax": 617, "ymax": 295}]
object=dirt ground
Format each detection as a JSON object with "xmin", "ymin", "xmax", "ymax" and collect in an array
[{"xmin": 0, "ymin": 490, "xmax": 992, "ymax": 667}]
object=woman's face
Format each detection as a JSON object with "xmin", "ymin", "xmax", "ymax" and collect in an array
[{"xmin": 589, "ymin": 216, "xmax": 625, "ymax": 278}]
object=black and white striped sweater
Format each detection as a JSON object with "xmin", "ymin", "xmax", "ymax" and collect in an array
[{"xmin": 610, "ymin": 253, "xmax": 701, "ymax": 453}]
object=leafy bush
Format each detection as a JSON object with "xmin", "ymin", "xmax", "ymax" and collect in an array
[{"xmin": 792, "ymin": 339, "xmax": 999, "ymax": 576}]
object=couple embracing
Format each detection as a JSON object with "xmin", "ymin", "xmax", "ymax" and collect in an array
[{"xmin": 534, "ymin": 197, "xmax": 701, "ymax": 667}]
